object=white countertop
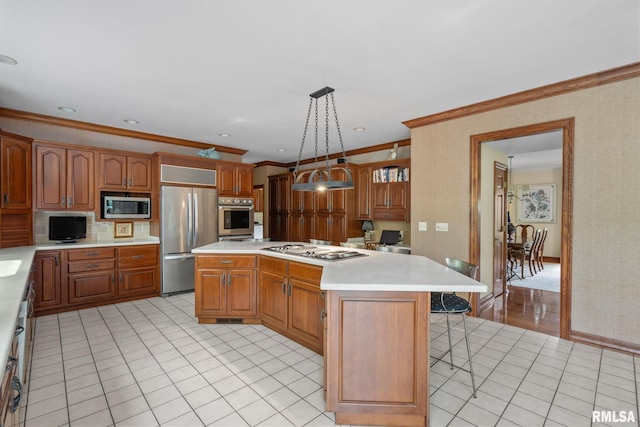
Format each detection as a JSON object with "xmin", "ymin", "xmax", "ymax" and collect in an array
[
  {"xmin": 35, "ymin": 237, "xmax": 160, "ymax": 250},
  {"xmin": 193, "ymin": 241, "xmax": 487, "ymax": 293},
  {"xmin": 0, "ymin": 246, "xmax": 36, "ymax": 372}
]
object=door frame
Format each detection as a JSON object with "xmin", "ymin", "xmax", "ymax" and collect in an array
[{"xmin": 469, "ymin": 118, "xmax": 574, "ymax": 339}]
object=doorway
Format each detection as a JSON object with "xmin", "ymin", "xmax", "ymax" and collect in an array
[{"xmin": 469, "ymin": 118, "xmax": 574, "ymax": 339}]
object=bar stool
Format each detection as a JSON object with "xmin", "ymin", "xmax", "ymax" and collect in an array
[{"xmin": 430, "ymin": 257, "xmax": 478, "ymax": 398}]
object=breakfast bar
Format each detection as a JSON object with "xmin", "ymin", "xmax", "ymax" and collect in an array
[{"xmin": 193, "ymin": 241, "xmax": 486, "ymax": 427}]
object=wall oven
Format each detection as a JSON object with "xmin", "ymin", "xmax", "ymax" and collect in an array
[{"xmin": 218, "ymin": 197, "xmax": 254, "ymax": 238}]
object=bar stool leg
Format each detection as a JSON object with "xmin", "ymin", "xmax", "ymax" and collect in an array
[
  {"xmin": 461, "ymin": 314, "xmax": 477, "ymax": 398},
  {"xmin": 445, "ymin": 314, "xmax": 454, "ymax": 369}
]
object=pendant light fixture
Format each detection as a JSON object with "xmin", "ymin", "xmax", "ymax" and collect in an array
[{"xmin": 291, "ymin": 86, "xmax": 354, "ymax": 191}]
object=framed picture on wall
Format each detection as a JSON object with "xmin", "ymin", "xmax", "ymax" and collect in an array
[{"xmin": 516, "ymin": 184, "xmax": 556, "ymax": 222}]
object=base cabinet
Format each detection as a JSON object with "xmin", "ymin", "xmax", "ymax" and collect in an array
[
  {"xmin": 326, "ymin": 290, "xmax": 429, "ymax": 427},
  {"xmin": 33, "ymin": 244, "xmax": 160, "ymax": 315},
  {"xmin": 259, "ymin": 256, "xmax": 324, "ymax": 354},
  {"xmin": 195, "ymin": 255, "xmax": 258, "ymax": 322}
]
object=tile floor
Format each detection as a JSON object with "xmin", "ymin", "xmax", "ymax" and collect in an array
[{"xmin": 24, "ymin": 293, "xmax": 639, "ymax": 427}]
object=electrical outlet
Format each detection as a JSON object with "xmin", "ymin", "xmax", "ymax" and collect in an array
[
  {"xmin": 418, "ymin": 222, "xmax": 427, "ymax": 231},
  {"xmin": 435, "ymin": 223, "xmax": 449, "ymax": 232}
]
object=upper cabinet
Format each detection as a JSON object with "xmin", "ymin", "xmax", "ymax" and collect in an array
[
  {"xmin": 99, "ymin": 153, "xmax": 152, "ymax": 192},
  {"xmin": 1, "ymin": 132, "xmax": 32, "ymax": 210},
  {"xmin": 217, "ymin": 162, "xmax": 254, "ymax": 197},
  {"xmin": 35, "ymin": 143, "xmax": 95, "ymax": 211},
  {"xmin": 358, "ymin": 159, "xmax": 410, "ymax": 222}
]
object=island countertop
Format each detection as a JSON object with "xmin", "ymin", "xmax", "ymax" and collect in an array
[{"xmin": 192, "ymin": 241, "xmax": 487, "ymax": 293}]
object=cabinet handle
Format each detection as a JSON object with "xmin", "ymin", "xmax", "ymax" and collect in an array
[
  {"xmin": 320, "ymin": 308, "xmax": 326, "ymax": 323},
  {"xmin": 123, "ymin": 178, "xmax": 127, "ymax": 188},
  {"xmin": 6, "ymin": 356, "xmax": 17, "ymax": 371},
  {"xmin": 86, "ymin": 263, "xmax": 99, "ymax": 269},
  {"xmin": 68, "ymin": 196, "xmax": 73, "ymax": 208},
  {"xmin": 287, "ymin": 283, "xmax": 291, "ymax": 297},
  {"xmin": 119, "ymin": 273, "xmax": 123, "ymax": 283},
  {"xmin": 55, "ymin": 256, "xmax": 58, "ymax": 266},
  {"xmin": 61, "ymin": 196, "xmax": 66, "ymax": 207},
  {"xmin": 221, "ymin": 273, "xmax": 226, "ymax": 284},
  {"xmin": 11, "ymin": 375, "xmax": 22, "ymax": 413},
  {"xmin": 128, "ymin": 178, "xmax": 132, "ymax": 187},
  {"xmin": 132, "ymin": 255, "xmax": 144, "ymax": 259},
  {"xmin": 220, "ymin": 260, "xmax": 233, "ymax": 264},
  {"xmin": 86, "ymin": 252, "xmax": 99, "ymax": 257},
  {"xmin": 227, "ymin": 274, "xmax": 231, "ymax": 286},
  {"xmin": 281, "ymin": 282, "xmax": 286, "ymax": 294},
  {"xmin": 111, "ymin": 274, "xmax": 115, "ymax": 283},
  {"xmin": 3, "ymin": 193, "xmax": 7, "ymax": 205}
]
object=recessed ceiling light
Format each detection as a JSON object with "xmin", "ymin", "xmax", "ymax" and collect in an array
[
  {"xmin": 219, "ymin": 133, "xmax": 230, "ymax": 137},
  {"xmin": 0, "ymin": 54, "xmax": 17, "ymax": 65},
  {"xmin": 123, "ymin": 119, "xmax": 139, "ymax": 124},
  {"xmin": 277, "ymin": 148, "xmax": 286, "ymax": 152},
  {"xmin": 353, "ymin": 127, "xmax": 366, "ymax": 132},
  {"xmin": 58, "ymin": 106, "xmax": 76, "ymax": 113}
]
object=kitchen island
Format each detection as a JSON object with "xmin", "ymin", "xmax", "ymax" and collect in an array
[{"xmin": 193, "ymin": 241, "xmax": 486, "ymax": 427}]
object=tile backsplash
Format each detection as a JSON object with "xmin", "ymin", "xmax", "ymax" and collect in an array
[{"xmin": 34, "ymin": 211, "xmax": 151, "ymax": 244}]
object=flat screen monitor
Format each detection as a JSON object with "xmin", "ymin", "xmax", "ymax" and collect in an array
[{"xmin": 49, "ymin": 216, "xmax": 87, "ymax": 243}]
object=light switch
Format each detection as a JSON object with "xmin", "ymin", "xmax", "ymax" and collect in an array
[
  {"xmin": 418, "ymin": 222, "xmax": 427, "ymax": 231},
  {"xmin": 436, "ymin": 223, "xmax": 448, "ymax": 232}
]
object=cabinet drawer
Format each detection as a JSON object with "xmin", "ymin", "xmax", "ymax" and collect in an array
[
  {"xmin": 67, "ymin": 247, "xmax": 116, "ymax": 261},
  {"xmin": 197, "ymin": 255, "xmax": 256, "ymax": 269},
  {"xmin": 68, "ymin": 259, "xmax": 116, "ymax": 273},
  {"xmin": 259, "ymin": 255, "xmax": 288, "ymax": 275},
  {"xmin": 289, "ymin": 261, "xmax": 322, "ymax": 284},
  {"xmin": 118, "ymin": 246, "xmax": 158, "ymax": 269}
]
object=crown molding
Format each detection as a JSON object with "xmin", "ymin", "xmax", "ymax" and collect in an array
[{"xmin": 403, "ymin": 62, "xmax": 640, "ymax": 129}]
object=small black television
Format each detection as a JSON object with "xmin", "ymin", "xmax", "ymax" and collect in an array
[{"xmin": 49, "ymin": 216, "xmax": 87, "ymax": 243}]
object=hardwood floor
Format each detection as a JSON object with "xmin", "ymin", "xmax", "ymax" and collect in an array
[{"xmin": 477, "ymin": 284, "xmax": 561, "ymax": 337}]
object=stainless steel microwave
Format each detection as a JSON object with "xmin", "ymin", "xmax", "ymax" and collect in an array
[{"xmin": 102, "ymin": 196, "xmax": 151, "ymax": 219}]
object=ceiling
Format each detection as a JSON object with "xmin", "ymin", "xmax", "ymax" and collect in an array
[{"xmin": 0, "ymin": 1, "xmax": 638, "ymax": 164}]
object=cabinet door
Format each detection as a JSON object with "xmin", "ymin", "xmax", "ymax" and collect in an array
[
  {"xmin": 259, "ymin": 270, "xmax": 288, "ymax": 330},
  {"xmin": 195, "ymin": 269, "xmax": 225, "ymax": 316},
  {"xmin": 118, "ymin": 268, "xmax": 158, "ymax": 297},
  {"xmin": 372, "ymin": 183, "xmax": 389, "ymax": 211},
  {"xmin": 217, "ymin": 163, "xmax": 237, "ymax": 196},
  {"xmin": 66, "ymin": 149, "xmax": 95, "ymax": 210},
  {"xmin": 288, "ymin": 278, "xmax": 324, "ymax": 352},
  {"xmin": 235, "ymin": 164, "xmax": 253, "ymax": 197},
  {"xmin": 34, "ymin": 251, "xmax": 63, "ymax": 311},
  {"xmin": 35, "ymin": 145, "xmax": 66, "ymax": 209},
  {"xmin": 314, "ymin": 214, "xmax": 330, "ymax": 242},
  {"xmin": 99, "ymin": 153, "xmax": 127, "ymax": 190},
  {"xmin": 356, "ymin": 166, "xmax": 372, "ymax": 219},
  {"xmin": 1, "ymin": 136, "xmax": 31, "ymax": 210},
  {"xmin": 127, "ymin": 156, "xmax": 152, "ymax": 191},
  {"xmin": 226, "ymin": 268, "xmax": 257, "ymax": 317},
  {"xmin": 67, "ymin": 270, "xmax": 116, "ymax": 305},
  {"xmin": 328, "ymin": 213, "xmax": 347, "ymax": 244},
  {"xmin": 301, "ymin": 213, "xmax": 315, "ymax": 243},
  {"xmin": 289, "ymin": 214, "xmax": 303, "ymax": 242}
]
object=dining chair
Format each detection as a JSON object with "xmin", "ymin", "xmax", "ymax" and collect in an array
[
  {"xmin": 431, "ymin": 257, "xmax": 478, "ymax": 398},
  {"xmin": 526, "ymin": 228, "xmax": 544, "ymax": 276},
  {"xmin": 535, "ymin": 228, "xmax": 548, "ymax": 271},
  {"xmin": 515, "ymin": 223, "xmax": 535, "ymax": 242}
]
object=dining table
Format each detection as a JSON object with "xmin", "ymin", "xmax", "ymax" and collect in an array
[{"xmin": 507, "ymin": 235, "xmax": 532, "ymax": 280}]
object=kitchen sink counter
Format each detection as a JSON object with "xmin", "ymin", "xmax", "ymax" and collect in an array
[
  {"xmin": 192, "ymin": 241, "xmax": 486, "ymax": 293},
  {"xmin": 35, "ymin": 237, "xmax": 160, "ymax": 250},
  {"xmin": 0, "ymin": 246, "xmax": 36, "ymax": 375}
]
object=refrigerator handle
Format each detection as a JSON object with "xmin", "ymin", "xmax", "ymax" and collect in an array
[
  {"xmin": 193, "ymin": 192, "xmax": 199, "ymax": 247},
  {"xmin": 187, "ymin": 192, "xmax": 193, "ymax": 247}
]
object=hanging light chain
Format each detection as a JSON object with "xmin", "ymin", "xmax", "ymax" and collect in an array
[
  {"xmin": 331, "ymin": 92, "xmax": 348, "ymax": 165},
  {"xmin": 293, "ymin": 98, "xmax": 315, "ymax": 178}
]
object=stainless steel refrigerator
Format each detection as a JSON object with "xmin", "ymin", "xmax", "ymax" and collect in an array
[{"xmin": 161, "ymin": 186, "xmax": 218, "ymax": 295}]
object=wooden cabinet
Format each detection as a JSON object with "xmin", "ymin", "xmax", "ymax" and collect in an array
[
  {"xmin": 195, "ymin": 255, "xmax": 258, "ymax": 322},
  {"xmin": 259, "ymin": 256, "xmax": 324, "ymax": 354},
  {"xmin": 1, "ymin": 134, "xmax": 31, "ymax": 210},
  {"xmin": 33, "ymin": 244, "xmax": 160, "ymax": 315},
  {"xmin": 326, "ymin": 289, "xmax": 428, "ymax": 427},
  {"xmin": 268, "ymin": 174, "xmax": 291, "ymax": 241},
  {"xmin": 217, "ymin": 162, "xmax": 254, "ymax": 197},
  {"xmin": 372, "ymin": 181, "xmax": 409, "ymax": 221},
  {"xmin": 357, "ymin": 159, "xmax": 410, "ymax": 222},
  {"xmin": 98, "ymin": 153, "xmax": 152, "ymax": 191},
  {"xmin": 1, "ymin": 334, "xmax": 19, "ymax": 427},
  {"xmin": 33, "ymin": 251, "xmax": 63, "ymax": 314},
  {"xmin": 35, "ymin": 144, "xmax": 95, "ymax": 210},
  {"xmin": 253, "ymin": 186, "xmax": 264, "ymax": 213},
  {"xmin": 117, "ymin": 245, "xmax": 159, "ymax": 297},
  {"xmin": 67, "ymin": 247, "xmax": 117, "ymax": 305},
  {"xmin": 0, "ymin": 132, "xmax": 32, "ymax": 248}
]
